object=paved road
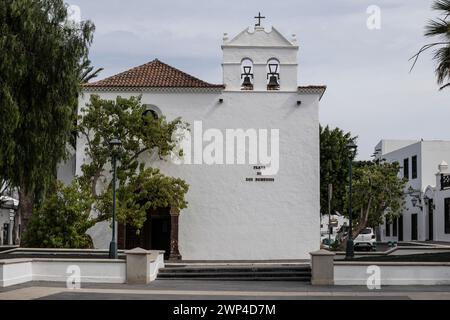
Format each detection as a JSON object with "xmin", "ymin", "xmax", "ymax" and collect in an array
[{"xmin": 1, "ymin": 280, "xmax": 450, "ymax": 300}]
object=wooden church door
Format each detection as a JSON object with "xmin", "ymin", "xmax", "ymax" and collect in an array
[{"xmin": 118, "ymin": 207, "xmax": 171, "ymax": 259}]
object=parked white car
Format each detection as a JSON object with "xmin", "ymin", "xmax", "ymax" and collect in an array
[{"xmin": 353, "ymin": 227, "xmax": 377, "ymax": 251}]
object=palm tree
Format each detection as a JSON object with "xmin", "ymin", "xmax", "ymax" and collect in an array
[
  {"xmin": 78, "ymin": 58, "xmax": 104, "ymax": 84},
  {"xmin": 69, "ymin": 59, "xmax": 103, "ymax": 148},
  {"xmin": 410, "ymin": 0, "xmax": 450, "ymax": 90}
]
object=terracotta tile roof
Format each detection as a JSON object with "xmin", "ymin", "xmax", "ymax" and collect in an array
[
  {"xmin": 298, "ymin": 85, "xmax": 327, "ymax": 100},
  {"xmin": 298, "ymin": 85, "xmax": 327, "ymax": 90},
  {"xmin": 83, "ymin": 59, "xmax": 224, "ymax": 89}
]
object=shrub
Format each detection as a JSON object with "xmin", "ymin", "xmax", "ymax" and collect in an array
[{"xmin": 23, "ymin": 179, "xmax": 95, "ymax": 248}]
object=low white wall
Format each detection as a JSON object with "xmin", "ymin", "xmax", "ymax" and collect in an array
[
  {"xmin": 0, "ymin": 259, "xmax": 33, "ymax": 287},
  {"xmin": 335, "ymin": 262, "xmax": 450, "ymax": 285},
  {"xmin": 32, "ymin": 259, "xmax": 126, "ymax": 284},
  {"xmin": 0, "ymin": 258, "xmax": 126, "ymax": 287},
  {"xmin": 149, "ymin": 253, "xmax": 165, "ymax": 281}
]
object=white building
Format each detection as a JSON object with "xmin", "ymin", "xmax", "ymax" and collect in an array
[
  {"xmin": 320, "ymin": 213, "xmax": 348, "ymax": 237},
  {"xmin": 375, "ymin": 139, "xmax": 450, "ymax": 243},
  {"xmin": 75, "ymin": 20, "xmax": 326, "ymax": 261}
]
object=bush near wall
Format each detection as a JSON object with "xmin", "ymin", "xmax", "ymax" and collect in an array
[{"xmin": 23, "ymin": 180, "xmax": 95, "ymax": 248}]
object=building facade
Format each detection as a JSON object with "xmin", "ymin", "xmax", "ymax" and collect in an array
[
  {"xmin": 375, "ymin": 140, "xmax": 450, "ymax": 243},
  {"xmin": 76, "ymin": 22, "xmax": 326, "ymax": 260},
  {"xmin": 0, "ymin": 196, "xmax": 18, "ymax": 246}
]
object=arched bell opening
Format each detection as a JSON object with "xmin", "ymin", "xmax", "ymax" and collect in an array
[
  {"xmin": 266, "ymin": 58, "xmax": 280, "ymax": 90},
  {"xmin": 240, "ymin": 58, "xmax": 254, "ymax": 90}
]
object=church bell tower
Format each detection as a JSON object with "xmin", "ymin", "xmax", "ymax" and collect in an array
[{"xmin": 222, "ymin": 14, "xmax": 299, "ymax": 92}]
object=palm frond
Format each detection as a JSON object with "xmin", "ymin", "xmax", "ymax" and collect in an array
[
  {"xmin": 433, "ymin": 45, "xmax": 450, "ymax": 84},
  {"xmin": 80, "ymin": 66, "xmax": 94, "ymax": 81},
  {"xmin": 424, "ymin": 18, "xmax": 450, "ymax": 38},
  {"xmin": 410, "ymin": 1, "xmax": 450, "ymax": 89},
  {"xmin": 432, "ymin": 0, "xmax": 450, "ymax": 13},
  {"xmin": 82, "ymin": 67, "xmax": 104, "ymax": 83},
  {"xmin": 78, "ymin": 59, "xmax": 104, "ymax": 84},
  {"xmin": 409, "ymin": 42, "xmax": 450, "ymax": 72},
  {"xmin": 439, "ymin": 82, "xmax": 450, "ymax": 90}
]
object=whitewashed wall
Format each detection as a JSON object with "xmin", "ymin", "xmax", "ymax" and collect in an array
[
  {"xmin": 32, "ymin": 259, "xmax": 126, "ymax": 283},
  {"xmin": 376, "ymin": 140, "xmax": 450, "ymax": 241},
  {"xmin": 377, "ymin": 140, "xmax": 450, "ymax": 243},
  {"xmin": 0, "ymin": 258, "xmax": 126, "ymax": 287},
  {"xmin": 378, "ymin": 141, "xmax": 421, "ymax": 242},
  {"xmin": 78, "ymin": 88, "xmax": 321, "ymax": 260},
  {"xmin": 222, "ymin": 26, "xmax": 298, "ymax": 92},
  {"xmin": 424, "ymin": 184, "xmax": 450, "ymax": 242},
  {"xmin": 0, "ymin": 259, "xmax": 33, "ymax": 287},
  {"xmin": 335, "ymin": 262, "xmax": 450, "ymax": 285},
  {"xmin": 76, "ymin": 25, "xmax": 322, "ymax": 260}
]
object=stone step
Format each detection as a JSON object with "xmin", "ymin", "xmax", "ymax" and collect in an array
[
  {"xmin": 159, "ymin": 266, "xmax": 311, "ymax": 273},
  {"xmin": 158, "ymin": 269, "xmax": 311, "ymax": 275},
  {"xmin": 157, "ymin": 264, "xmax": 311, "ymax": 281},
  {"xmin": 157, "ymin": 276, "xmax": 311, "ymax": 281},
  {"xmin": 158, "ymin": 271, "xmax": 310, "ymax": 277}
]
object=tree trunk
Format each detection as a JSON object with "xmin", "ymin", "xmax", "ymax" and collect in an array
[
  {"xmin": 352, "ymin": 198, "xmax": 372, "ymax": 239},
  {"xmin": 337, "ymin": 200, "xmax": 372, "ymax": 250},
  {"xmin": 13, "ymin": 214, "xmax": 20, "ymax": 245},
  {"xmin": 18, "ymin": 186, "xmax": 34, "ymax": 246}
]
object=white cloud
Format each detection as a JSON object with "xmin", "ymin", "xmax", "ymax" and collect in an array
[{"xmin": 70, "ymin": 0, "xmax": 450, "ymax": 159}]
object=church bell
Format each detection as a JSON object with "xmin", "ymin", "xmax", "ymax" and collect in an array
[
  {"xmin": 267, "ymin": 75, "xmax": 279, "ymax": 88},
  {"xmin": 242, "ymin": 75, "xmax": 253, "ymax": 87},
  {"xmin": 241, "ymin": 65, "xmax": 254, "ymax": 89},
  {"xmin": 267, "ymin": 63, "xmax": 280, "ymax": 90}
]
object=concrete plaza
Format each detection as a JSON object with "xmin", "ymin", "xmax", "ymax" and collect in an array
[{"xmin": 1, "ymin": 280, "xmax": 450, "ymax": 300}]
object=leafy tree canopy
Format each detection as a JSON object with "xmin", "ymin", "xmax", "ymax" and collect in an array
[
  {"xmin": 98, "ymin": 166, "xmax": 189, "ymax": 231},
  {"xmin": 346, "ymin": 160, "xmax": 406, "ymax": 238},
  {"xmin": 23, "ymin": 180, "xmax": 94, "ymax": 248},
  {"xmin": 320, "ymin": 125, "xmax": 357, "ymax": 215},
  {"xmin": 77, "ymin": 95, "xmax": 189, "ymax": 229},
  {"xmin": 0, "ymin": 0, "xmax": 95, "ymax": 233}
]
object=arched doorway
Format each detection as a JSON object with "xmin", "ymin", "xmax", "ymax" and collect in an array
[{"xmin": 118, "ymin": 207, "xmax": 173, "ymax": 259}]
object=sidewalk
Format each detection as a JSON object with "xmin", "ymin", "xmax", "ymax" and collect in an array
[{"xmin": 2, "ymin": 280, "xmax": 450, "ymax": 300}]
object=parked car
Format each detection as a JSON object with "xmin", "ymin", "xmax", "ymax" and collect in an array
[{"xmin": 353, "ymin": 227, "xmax": 377, "ymax": 251}]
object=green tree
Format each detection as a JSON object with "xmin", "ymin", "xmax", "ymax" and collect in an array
[
  {"xmin": 346, "ymin": 161, "xmax": 406, "ymax": 240},
  {"xmin": 23, "ymin": 180, "xmax": 95, "ymax": 248},
  {"xmin": 78, "ymin": 95, "xmax": 189, "ymax": 229},
  {"xmin": 411, "ymin": 0, "xmax": 450, "ymax": 90},
  {"xmin": 320, "ymin": 125, "xmax": 357, "ymax": 215},
  {"xmin": 98, "ymin": 166, "xmax": 189, "ymax": 231},
  {"xmin": 0, "ymin": 0, "xmax": 95, "ymax": 237}
]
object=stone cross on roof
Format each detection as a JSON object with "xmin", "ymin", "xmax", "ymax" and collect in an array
[{"xmin": 254, "ymin": 12, "xmax": 265, "ymax": 26}]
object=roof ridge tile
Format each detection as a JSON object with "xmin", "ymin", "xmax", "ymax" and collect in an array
[{"xmin": 84, "ymin": 59, "xmax": 224, "ymax": 89}]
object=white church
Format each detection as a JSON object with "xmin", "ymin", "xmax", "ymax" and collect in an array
[{"xmin": 71, "ymin": 17, "xmax": 326, "ymax": 261}]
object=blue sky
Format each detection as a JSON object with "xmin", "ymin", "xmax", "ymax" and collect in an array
[{"xmin": 69, "ymin": 0, "xmax": 449, "ymax": 159}]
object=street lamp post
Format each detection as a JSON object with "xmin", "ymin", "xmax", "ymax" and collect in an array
[
  {"xmin": 346, "ymin": 141, "xmax": 357, "ymax": 260},
  {"xmin": 3, "ymin": 199, "xmax": 16, "ymax": 245},
  {"xmin": 109, "ymin": 137, "xmax": 121, "ymax": 259}
]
